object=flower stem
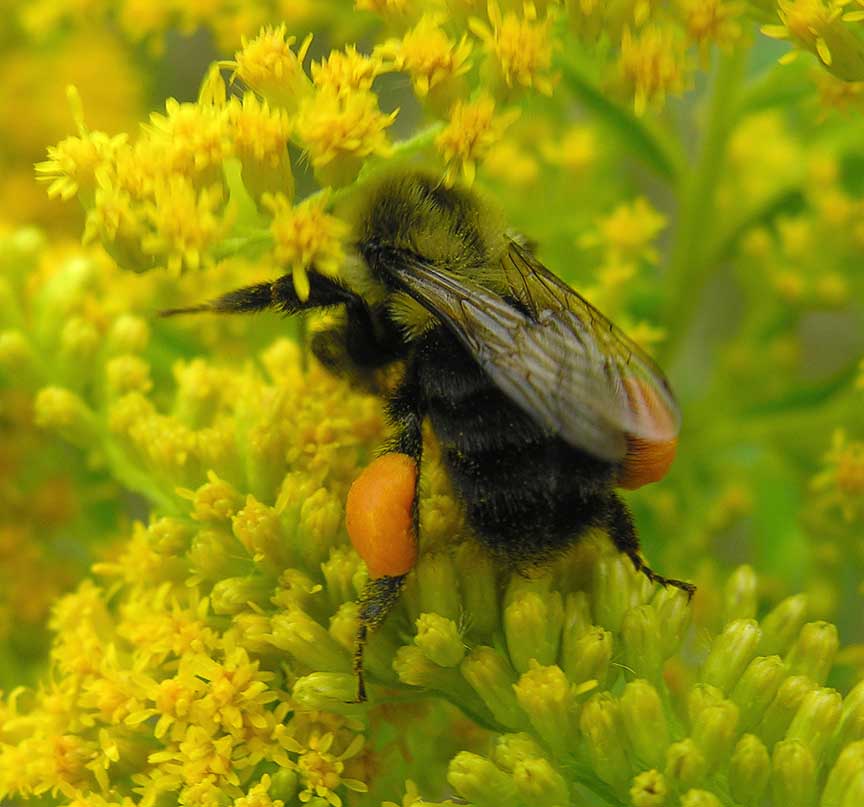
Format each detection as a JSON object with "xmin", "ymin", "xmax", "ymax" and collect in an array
[{"xmin": 663, "ymin": 46, "xmax": 748, "ymax": 363}]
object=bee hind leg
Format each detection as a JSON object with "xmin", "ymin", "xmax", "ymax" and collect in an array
[
  {"xmin": 352, "ymin": 575, "xmax": 407, "ymax": 702},
  {"xmin": 604, "ymin": 494, "xmax": 696, "ymax": 600}
]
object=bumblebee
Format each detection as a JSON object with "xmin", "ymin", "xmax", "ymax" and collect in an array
[{"xmin": 166, "ymin": 171, "xmax": 693, "ymax": 701}]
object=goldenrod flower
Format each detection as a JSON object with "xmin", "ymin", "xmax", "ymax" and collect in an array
[
  {"xmin": 436, "ymin": 93, "xmax": 519, "ymax": 185},
  {"xmin": 232, "ymin": 25, "xmax": 314, "ymax": 111},
  {"xmin": 262, "ymin": 193, "xmax": 348, "ymax": 302},
  {"xmin": 470, "ymin": 1, "xmax": 558, "ymax": 95},
  {"xmin": 311, "ymin": 45, "xmax": 388, "ymax": 95},
  {"xmin": 812, "ymin": 429, "xmax": 864, "ymax": 522},
  {"xmin": 379, "ymin": 14, "xmax": 473, "ymax": 103},
  {"xmin": 35, "ymin": 130, "xmax": 128, "ymax": 201},
  {"xmin": 618, "ymin": 24, "xmax": 688, "ymax": 115},
  {"xmin": 141, "ymin": 177, "xmax": 232, "ymax": 274},
  {"xmin": 294, "ymin": 89, "xmax": 398, "ymax": 187}
]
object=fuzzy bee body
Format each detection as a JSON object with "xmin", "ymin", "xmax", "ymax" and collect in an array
[{"xmin": 166, "ymin": 170, "xmax": 693, "ymax": 701}]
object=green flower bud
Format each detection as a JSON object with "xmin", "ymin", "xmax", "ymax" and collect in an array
[
  {"xmin": 447, "ymin": 752, "xmax": 520, "ymax": 807},
  {"xmin": 771, "ymin": 739, "xmax": 816, "ymax": 807},
  {"xmin": 731, "ymin": 655, "xmax": 787, "ymax": 732},
  {"xmin": 758, "ymin": 675, "xmax": 818, "ymax": 749},
  {"xmin": 629, "ymin": 769, "xmax": 667, "ymax": 807},
  {"xmin": 620, "ymin": 679, "xmax": 669, "ymax": 769},
  {"xmin": 232, "ymin": 495, "xmax": 288, "ymax": 568},
  {"xmin": 561, "ymin": 626, "xmax": 613, "ymax": 688},
  {"xmin": 759, "ymin": 594, "xmax": 808, "ymax": 655},
  {"xmin": 651, "ymin": 585, "xmax": 692, "ymax": 659},
  {"xmin": 785, "ymin": 621, "xmax": 839, "ymax": 685},
  {"xmin": 329, "ymin": 601, "xmax": 398, "ymax": 684},
  {"xmin": 292, "ymin": 672, "xmax": 362, "ymax": 714},
  {"xmin": 687, "ymin": 684, "xmax": 725, "ymax": 726},
  {"xmin": 621, "ymin": 604, "xmax": 664, "ymax": 681},
  {"xmin": 414, "ymin": 612, "xmax": 465, "ymax": 667},
  {"xmin": 60, "ymin": 315, "xmax": 100, "ymax": 363},
  {"xmin": 504, "ymin": 576, "xmax": 564, "ymax": 673},
  {"xmin": 593, "ymin": 554, "xmax": 643, "ymax": 632},
  {"xmin": 34, "ymin": 385, "xmax": 97, "ymax": 447},
  {"xmin": 513, "ymin": 758, "xmax": 570, "ymax": 807},
  {"xmin": 210, "ymin": 575, "xmax": 273, "ymax": 615},
  {"xmin": 454, "ymin": 542, "xmax": 499, "ymax": 638},
  {"xmin": 269, "ymin": 769, "xmax": 299, "ymax": 802},
  {"xmin": 679, "ymin": 790, "xmax": 722, "ymax": 807},
  {"xmin": 492, "ymin": 733, "xmax": 545, "ymax": 771},
  {"xmin": 231, "ymin": 613, "xmax": 274, "ymax": 654},
  {"xmin": 729, "ymin": 733, "xmax": 770, "ymax": 806},
  {"xmin": 516, "ymin": 662, "xmax": 580, "ymax": 755},
  {"xmin": 822, "ymin": 739, "xmax": 864, "ymax": 807},
  {"xmin": 321, "ymin": 546, "xmax": 362, "ymax": 609},
  {"xmin": 841, "ymin": 771, "xmax": 864, "ymax": 807},
  {"xmin": 414, "ymin": 552, "xmax": 461, "ymax": 623},
  {"xmin": 461, "ymin": 646, "xmax": 526, "ymax": 730},
  {"xmin": 0, "ymin": 330, "xmax": 37, "ymax": 377},
  {"xmin": 691, "ymin": 699, "xmax": 739, "ymax": 772},
  {"xmin": 563, "ymin": 591, "xmax": 592, "ymax": 636},
  {"xmin": 701, "ymin": 619, "xmax": 762, "ymax": 693},
  {"xmin": 106, "ymin": 313, "xmax": 150, "ymax": 354},
  {"xmin": 269, "ymin": 609, "xmax": 350, "ymax": 671},
  {"xmin": 785, "ymin": 686, "xmax": 842, "ymax": 762},
  {"xmin": 579, "ymin": 692, "xmax": 632, "ymax": 793},
  {"xmin": 664, "ymin": 739, "xmax": 707, "ymax": 790},
  {"xmin": 394, "ymin": 645, "xmax": 477, "ymax": 706},
  {"xmin": 188, "ymin": 527, "xmax": 241, "ymax": 581},
  {"xmin": 827, "ymin": 681, "xmax": 864, "ymax": 766},
  {"xmin": 723, "ymin": 564, "xmax": 758, "ymax": 622}
]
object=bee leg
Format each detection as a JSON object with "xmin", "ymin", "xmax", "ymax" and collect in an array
[
  {"xmin": 351, "ymin": 368, "xmax": 425, "ymax": 703},
  {"xmin": 604, "ymin": 494, "xmax": 696, "ymax": 600},
  {"xmin": 353, "ymin": 575, "xmax": 407, "ymax": 702}
]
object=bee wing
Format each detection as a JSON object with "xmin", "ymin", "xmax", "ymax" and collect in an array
[{"xmin": 389, "ymin": 242, "xmax": 680, "ymax": 462}]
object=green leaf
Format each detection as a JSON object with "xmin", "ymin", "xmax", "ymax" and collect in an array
[{"xmin": 559, "ymin": 61, "xmax": 682, "ymax": 184}]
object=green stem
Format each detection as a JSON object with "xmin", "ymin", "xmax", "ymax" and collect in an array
[{"xmin": 663, "ymin": 47, "xmax": 748, "ymax": 363}]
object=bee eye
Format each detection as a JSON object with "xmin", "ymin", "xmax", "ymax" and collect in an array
[{"xmin": 346, "ymin": 453, "xmax": 418, "ymax": 578}]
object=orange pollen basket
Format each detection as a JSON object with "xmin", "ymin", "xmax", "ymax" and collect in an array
[{"xmin": 346, "ymin": 452, "xmax": 419, "ymax": 578}]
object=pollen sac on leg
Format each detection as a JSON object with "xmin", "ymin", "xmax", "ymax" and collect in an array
[{"xmin": 346, "ymin": 452, "xmax": 418, "ymax": 578}]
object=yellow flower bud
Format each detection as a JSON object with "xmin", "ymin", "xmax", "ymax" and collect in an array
[
  {"xmin": 592, "ymin": 553, "xmax": 643, "ymax": 632},
  {"xmin": 690, "ymin": 699, "xmax": 739, "ymax": 772},
  {"xmin": 461, "ymin": 645, "xmax": 526, "ymax": 730},
  {"xmin": 620, "ymin": 679, "xmax": 669, "ymax": 769},
  {"xmin": 579, "ymin": 692, "xmax": 632, "ymax": 793},
  {"xmin": 785, "ymin": 686, "xmax": 842, "ymax": 762},
  {"xmin": 827, "ymin": 680, "xmax": 864, "ymax": 766},
  {"xmin": 629, "ymin": 769, "xmax": 667, "ymax": 807},
  {"xmin": 679, "ymin": 790, "xmax": 722, "ymax": 807},
  {"xmin": 414, "ymin": 552, "xmax": 461, "ymax": 623},
  {"xmin": 105, "ymin": 354, "xmax": 153, "ymax": 396},
  {"xmin": 210, "ymin": 576, "xmax": 273, "ymax": 615},
  {"xmin": 822, "ymin": 739, "xmax": 864, "ymax": 807},
  {"xmin": 723, "ymin": 564, "xmax": 758, "ymax": 622},
  {"xmin": 758, "ymin": 674, "xmax": 818, "ymax": 748},
  {"xmin": 664, "ymin": 739, "xmax": 708, "ymax": 790},
  {"xmin": 0, "ymin": 330, "xmax": 36, "ymax": 375},
  {"xmin": 491, "ymin": 733, "xmax": 545, "ymax": 771},
  {"xmin": 504, "ymin": 578, "xmax": 564, "ymax": 673},
  {"xmin": 759, "ymin": 594, "xmax": 808, "ymax": 655},
  {"xmin": 729, "ymin": 733, "xmax": 770, "ymax": 805},
  {"xmin": 232, "ymin": 496, "xmax": 288, "ymax": 567},
  {"xmin": 651, "ymin": 585, "xmax": 692, "ymax": 658},
  {"xmin": 292, "ymin": 672, "xmax": 361, "ymax": 714},
  {"xmin": 785, "ymin": 621, "xmax": 839, "ymax": 685},
  {"xmin": 414, "ymin": 613, "xmax": 464, "ymax": 667},
  {"xmin": 731, "ymin": 655, "xmax": 787, "ymax": 732},
  {"xmin": 516, "ymin": 662, "xmax": 579, "ymax": 755},
  {"xmin": 512, "ymin": 757, "xmax": 570, "ymax": 807},
  {"xmin": 34, "ymin": 385, "xmax": 96, "ymax": 447},
  {"xmin": 454, "ymin": 542, "xmax": 499, "ymax": 637},
  {"xmin": 621, "ymin": 604, "xmax": 664, "ymax": 680},
  {"xmin": 269, "ymin": 609, "xmax": 350, "ymax": 672},
  {"xmin": 771, "ymin": 738, "xmax": 816, "ymax": 807},
  {"xmin": 188, "ymin": 527, "xmax": 239, "ymax": 581},
  {"xmin": 447, "ymin": 752, "xmax": 520, "ymax": 807},
  {"xmin": 701, "ymin": 618, "xmax": 763, "ymax": 693},
  {"xmin": 561, "ymin": 626, "xmax": 613, "ymax": 688},
  {"xmin": 321, "ymin": 546, "xmax": 363, "ymax": 609},
  {"xmin": 185, "ymin": 470, "xmax": 244, "ymax": 522},
  {"xmin": 106, "ymin": 314, "xmax": 149, "ymax": 354},
  {"xmin": 60, "ymin": 315, "xmax": 100, "ymax": 362}
]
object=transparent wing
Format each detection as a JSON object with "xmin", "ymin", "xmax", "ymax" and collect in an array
[{"xmin": 388, "ymin": 241, "xmax": 680, "ymax": 462}]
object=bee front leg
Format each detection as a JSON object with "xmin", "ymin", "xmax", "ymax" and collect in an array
[
  {"xmin": 604, "ymin": 494, "xmax": 696, "ymax": 600},
  {"xmin": 348, "ymin": 370, "xmax": 425, "ymax": 702}
]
